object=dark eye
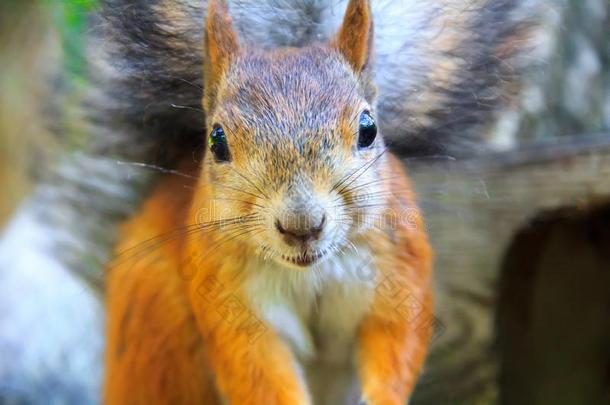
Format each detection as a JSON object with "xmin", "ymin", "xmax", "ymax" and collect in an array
[
  {"xmin": 209, "ymin": 124, "xmax": 231, "ymax": 162},
  {"xmin": 358, "ymin": 111, "xmax": 377, "ymax": 148}
]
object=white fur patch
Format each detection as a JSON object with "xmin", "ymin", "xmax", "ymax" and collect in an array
[
  {"xmin": 0, "ymin": 200, "xmax": 103, "ymax": 404},
  {"xmin": 245, "ymin": 246, "xmax": 377, "ymax": 404}
]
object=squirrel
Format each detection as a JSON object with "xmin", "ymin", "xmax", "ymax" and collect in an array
[
  {"xmin": 104, "ymin": 0, "xmax": 433, "ymax": 403},
  {"xmin": 0, "ymin": 0, "xmax": 545, "ymax": 404}
]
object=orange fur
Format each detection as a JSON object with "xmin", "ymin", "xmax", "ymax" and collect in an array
[
  {"xmin": 203, "ymin": 0, "xmax": 240, "ymax": 113},
  {"xmin": 105, "ymin": 1, "xmax": 433, "ymax": 403},
  {"xmin": 333, "ymin": 0, "xmax": 373, "ymax": 73},
  {"xmin": 104, "ymin": 167, "xmax": 221, "ymax": 405},
  {"xmin": 105, "ymin": 155, "xmax": 432, "ymax": 404}
]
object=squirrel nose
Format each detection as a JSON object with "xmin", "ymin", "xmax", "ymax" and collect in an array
[{"xmin": 275, "ymin": 214, "xmax": 326, "ymax": 247}]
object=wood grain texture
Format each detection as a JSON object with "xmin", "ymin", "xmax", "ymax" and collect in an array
[{"xmin": 405, "ymin": 135, "xmax": 610, "ymax": 404}]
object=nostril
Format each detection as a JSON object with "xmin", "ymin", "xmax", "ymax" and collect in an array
[
  {"xmin": 313, "ymin": 214, "xmax": 326, "ymax": 232},
  {"xmin": 310, "ymin": 214, "xmax": 326, "ymax": 239},
  {"xmin": 275, "ymin": 219, "xmax": 287, "ymax": 234}
]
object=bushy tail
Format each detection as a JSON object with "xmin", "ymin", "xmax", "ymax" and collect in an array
[{"xmin": 88, "ymin": 0, "xmax": 549, "ymax": 162}]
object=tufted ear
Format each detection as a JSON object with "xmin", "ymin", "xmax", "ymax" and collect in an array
[
  {"xmin": 333, "ymin": 0, "xmax": 374, "ymax": 73},
  {"xmin": 203, "ymin": 0, "xmax": 240, "ymax": 113}
]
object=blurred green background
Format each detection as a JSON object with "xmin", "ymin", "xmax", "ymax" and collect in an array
[{"xmin": 0, "ymin": 0, "xmax": 96, "ymax": 224}]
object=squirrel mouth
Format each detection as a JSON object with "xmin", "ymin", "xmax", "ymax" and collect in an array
[{"xmin": 281, "ymin": 250, "xmax": 326, "ymax": 267}]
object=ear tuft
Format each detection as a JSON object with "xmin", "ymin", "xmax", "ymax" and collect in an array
[
  {"xmin": 334, "ymin": 0, "xmax": 373, "ymax": 73},
  {"xmin": 203, "ymin": 0, "xmax": 240, "ymax": 113}
]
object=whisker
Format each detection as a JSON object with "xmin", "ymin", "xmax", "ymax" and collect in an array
[
  {"xmin": 125, "ymin": 220, "xmax": 262, "ymax": 269},
  {"xmin": 110, "ymin": 225, "xmax": 204, "ymax": 269},
  {"xmin": 170, "ymin": 103, "xmax": 205, "ymax": 113},
  {"xmin": 226, "ymin": 165, "xmax": 271, "ymax": 200},
  {"xmin": 331, "ymin": 147, "xmax": 388, "ymax": 194},
  {"xmin": 111, "ymin": 214, "xmax": 258, "ymax": 267},
  {"xmin": 116, "ymin": 161, "xmax": 197, "ymax": 179},
  {"xmin": 173, "ymin": 77, "xmax": 203, "ymax": 90},
  {"xmin": 113, "ymin": 223, "xmax": 201, "ymax": 260},
  {"xmin": 201, "ymin": 225, "xmax": 265, "ymax": 256},
  {"xmin": 208, "ymin": 180, "xmax": 267, "ymax": 201},
  {"xmin": 345, "ymin": 203, "xmax": 389, "ymax": 210},
  {"xmin": 403, "ymin": 154, "xmax": 456, "ymax": 162},
  {"xmin": 214, "ymin": 227, "xmax": 265, "ymax": 251},
  {"xmin": 333, "ymin": 191, "xmax": 396, "ymax": 207},
  {"xmin": 332, "ymin": 192, "xmax": 396, "ymax": 210},
  {"xmin": 208, "ymin": 197, "xmax": 266, "ymax": 209},
  {"xmin": 336, "ymin": 148, "xmax": 389, "ymax": 195},
  {"xmin": 178, "ymin": 220, "xmax": 265, "ymax": 264},
  {"xmin": 337, "ymin": 175, "xmax": 400, "ymax": 197}
]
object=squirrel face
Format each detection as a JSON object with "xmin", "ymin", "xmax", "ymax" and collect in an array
[{"xmin": 199, "ymin": 0, "xmax": 383, "ymax": 268}]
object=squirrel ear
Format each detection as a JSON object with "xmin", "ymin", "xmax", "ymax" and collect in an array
[
  {"xmin": 333, "ymin": 0, "xmax": 374, "ymax": 73},
  {"xmin": 203, "ymin": 0, "xmax": 240, "ymax": 112}
]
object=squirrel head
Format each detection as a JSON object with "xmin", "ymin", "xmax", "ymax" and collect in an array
[{"xmin": 198, "ymin": 0, "xmax": 387, "ymax": 269}]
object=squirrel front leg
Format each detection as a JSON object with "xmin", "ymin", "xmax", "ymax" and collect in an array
[
  {"xmin": 189, "ymin": 269, "xmax": 311, "ymax": 405},
  {"xmin": 357, "ymin": 220, "xmax": 433, "ymax": 405},
  {"xmin": 358, "ymin": 284, "xmax": 433, "ymax": 405}
]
